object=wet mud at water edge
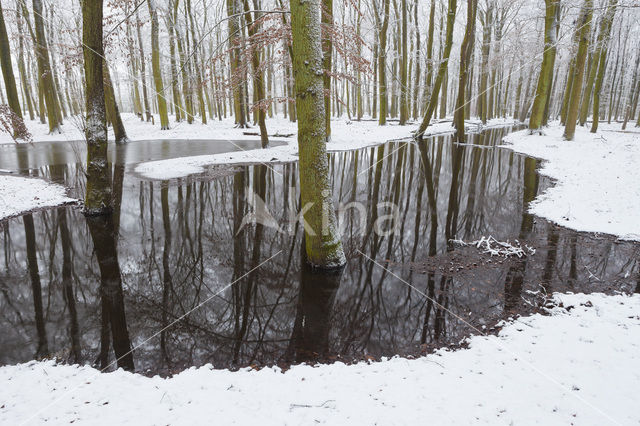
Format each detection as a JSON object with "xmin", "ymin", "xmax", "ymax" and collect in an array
[{"xmin": 0, "ymin": 127, "xmax": 638, "ymax": 376}]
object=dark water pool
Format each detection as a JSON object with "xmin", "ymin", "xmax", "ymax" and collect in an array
[{"xmin": 0, "ymin": 128, "xmax": 637, "ymax": 376}]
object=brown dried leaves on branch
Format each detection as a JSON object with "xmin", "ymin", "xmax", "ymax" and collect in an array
[{"xmin": 0, "ymin": 105, "xmax": 32, "ymax": 143}]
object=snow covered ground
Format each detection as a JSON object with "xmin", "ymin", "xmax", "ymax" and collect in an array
[
  {"xmin": 502, "ymin": 123, "xmax": 640, "ymax": 241},
  {"xmin": 1, "ymin": 292, "xmax": 638, "ymax": 425},
  {"xmin": 0, "ymin": 175, "xmax": 76, "ymax": 221},
  {"xmin": 129, "ymin": 114, "xmax": 517, "ymax": 179},
  {"xmin": 0, "ymin": 112, "xmax": 517, "ymax": 146}
]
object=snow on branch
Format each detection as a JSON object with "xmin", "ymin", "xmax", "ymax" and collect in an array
[{"xmin": 451, "ymin": 236, "xmax": 536, "ymax": 258}]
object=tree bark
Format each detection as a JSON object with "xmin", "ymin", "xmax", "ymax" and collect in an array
[
  {"xmin": 378, "ymin": 0, "xmax": 391, "ymax": 125},
  {"xmin": 564, "ymin": 0, "xmax": 592, "ymax": 140},
  {"xmin": 590, "ymin": 0, "xmax": 617, "ymax": 133},
  {"xmin": 32, "ymin": 0, "xmax": 60, "ymax": 133},
  {"xmin": 0, "ymin": 1, "xmax": 27, "ymax": 138},
  {"xmin": 529, "ymin": 0, "xmax": 558, "ymax": 132},
  {"xmin": 83, "ymin": 0, "xmax": 112, "ymax": 215},
  {"xmin": 454, "ymin": 0, "xmax": 477, "ymax": 141},
  {"xmin": 417, "ymin": 0, "xmax": 456, "ymax": 135},
  {"xmin": 148, "ymin": 0, "xmax": 170, "ymax": 129},
  {"xmin": 289, "ymin": 0, "xmax": 346, "ymax": 268},
  {"xmin": 398, "ymin": 0, "xmax": 408, "ymax": 124}
]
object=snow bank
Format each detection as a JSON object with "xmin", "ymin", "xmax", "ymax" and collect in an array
[
  {"xmin": 0, "ymin": 113, "xmax": 519, "ymax": 146},
  {"xmin": 1, "ymin": 292, "xmax": 638, "ymax": 425},
  {"xmin": 502, "ymin": 123, "xmax": 640, "ymax": 241},
  {"xmin": 132, "ymin": 115, "xmax": 519, "ymax": 180},
  {"xmin": 0, "ymin": 175, "xmax": 76, "ymax": 220}
]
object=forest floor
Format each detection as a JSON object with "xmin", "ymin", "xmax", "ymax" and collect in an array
[
  {"xmin": 502, "ymin": 122, "xmax": 640, "ymax": 241},
  {"xmin": 1, "ymin": 292, "xmax": 638, "ymax": 425},
  {"xmin": 0, "ymin": 112, "xmax": 515, "ymax": 145}
]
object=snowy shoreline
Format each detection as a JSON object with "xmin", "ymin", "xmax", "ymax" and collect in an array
[
  {"xmin": 132, "ymin": 115, "xmax": 519, "ymax": 180},
  {"xmin": 501, "ymin": 122, "xmax": 640, "ymax": 242},
  {"xmin": 1, "ymin": 292, "xmax": 638, "ymax": 425},
  {"xmin": 0, "ymin": 175, "xmax": 77, "ymax": 221}
]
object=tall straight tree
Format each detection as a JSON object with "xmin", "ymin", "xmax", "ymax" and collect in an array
[
  {"xmin": 417, "ymin": 0, "xmax": 456, "ymax": 135},
  {"xmin": 148, "ymin": 0, "xmax": 169, "ymax": 129},
  {"xmin": 0, "ymin": 1, "xmax": 27, "ymax": 138},
  {"xmin": 564, "ymin": 0, "xmax": 593, "ymax": 140},
  {"xmin": 227, "ymin": 0, "xmax": 248, "ymax": 127},
  {"xmin": 82, "ymin": 0, "xmax": 111, "ymax": 215},
  {"xmin": 477, "ymin": 2, "xmax": 492, "ymax": 124},
  {"xmin": 244, "ymin": 0, "xmax": 269, "ymax": 147},
  {"xmin": 587, "ymin": 0, "xmax": 617, "ymax": 132},
  {"xmin": 454, "ymin": 0, "xmax": 477, "ymax": 141},
  {"xmin": 15, "ymin": 5, "xmax": 35, "ymax": 121},
  {"xmin": 32, "ymin": 0, "xmax": 61, "ymax": 133},
  {"xmin": 529, "ymin": 0, "xmax": 558, "ymax": 132},
  {"xmin": 378, "ymin": 0, "xmax": 391, "ymax": 125},
  {"xmin": 422, "ymin": 0, "xmax": 435, "ymax": 109},
  {"xmin": 398, "ymin": 0, "xmax": 408, "ymax": 124},
  {"xmin": 104, "ymin": 63, "xmax": 128, "ymax": 143},
  {"xmin": 321, "ymin": 0, "xmax": 333, "ymax": 138},
  {"xmin": 289, "ymin": 0, "xmax": 346, "ymax": 269}
]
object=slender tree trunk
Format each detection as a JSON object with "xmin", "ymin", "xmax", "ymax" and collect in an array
[
  {"xmin": 0, "ymin": 1, "xmax": 27, "ymax": 138},
  {"xmin": 244, "ymin": 0, "xmax": 269, "ymax": 147},
  {"xmin": 104, "ymin": 63, "xmax": 128, "ymax": 143},
  {"xmin": 411, "ymin": 0, "xmax": 420, "ymax": 119},
  {"xmin": 529, "ymin": 0, "xmax": 558, "ymax": 132},
  {"xmin": 423, "ymin": 0, "xmax": 435, "ymax": 110},
  {"xmin": 591, "ymin": 0, "xmax": 617, "ymax": 133},
  {"xmin": 289, "ymin": 0, "xmax": 346, "ymax": 268},
  {"xmin": 168, "ymin": 0, "xmax": 183, "ymax": 122},
  {"xmin": 564, "ymin": 0, "xmax": 593, "ymax": 140},
  {"xmin": 136, "ymin": 11, "xmax": 152, "ymax": 121},
  {"xmin": 83, "ymin": 0, "xmax": 111, "ymax": 215},
  {"xmin": 417, "ymin": 0, "xmax": 456, "ymax": 135},
  {"xmin": 148, "ymin": 0, "xmax": 169, "ymax": 129},
  {"xmin": 478, "ymin": 5, "xmax": 492, "ymax": 124},
  {"xmin": 454, "ymin": 0, "xmax": 477, "ymax": 141},
  {"xmin": 378, "ymin": 0, "xmax": 391, "ymax": 125},
  {"xmin": 186, "ymin": 0, "xmax": 207, "ymax": 124},
  {"xmin": 321, "ymin": 0, "xmax": 333, "ymax": 138},
  {"xmin": 32, "ymin": 0, "xmax": 60, "ymax": 133},
  {"xmin": 15, "ymin": 7, "xmax": 34, "ymax": 120},
  {"xmin": 398, "ymin": 0, "xmax": 408, "ymax": 124}
]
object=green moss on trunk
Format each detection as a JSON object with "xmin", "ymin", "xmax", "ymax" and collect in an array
[{"xmin": 290, "ymin": 0, "xmax": 346, "ymax": 269}]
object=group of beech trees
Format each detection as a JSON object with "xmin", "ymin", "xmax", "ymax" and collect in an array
[{"xmin": 0, "ymin": 0, "xmax": 639, "ymax": 142}]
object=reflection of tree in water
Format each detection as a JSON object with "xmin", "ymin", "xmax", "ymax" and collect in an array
[
  {"xmin": 284, "ymin": 249, "xmax": 343, "ymax": 363},
  {"xmin": 87, "ymin": 214, "xmax": 134, "ymax": 371},
  {"xmin": 504, "ymin": 156, "xmax": 539, "ymax": 313},
  {"xmin": 1, "ymin": 126, "xmax": 639, "ymax": 374}
]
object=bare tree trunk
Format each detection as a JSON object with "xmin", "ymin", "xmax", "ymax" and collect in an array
[
  {"xmin": 83, "ymin": 0, "xmax": 111, "ymax": 215},
  {"xmin": 104, "ymin": 63, "xmax": 128, "ymax": 143},
  {"xmin": 454, "ymin": 0, "xmax": 477, "ymax": 141},
  {"xmin": 398, "ymin": 0, "xmax": 408, "ymax": 124},
  {"xmin": 32, "ymin": 0, "xmax": 60, "ymax": 133},
  {"xmin": 564, "ymin": 0, "xmax": 592, "ymax": 140},
  {"xmin": 417, "ymin": 0, "xmax": 456, "ymax": 135},
  {"xmin": 289, "ymin": 0, "xmax": 346, "ymax": 268},
  {"xmin": 0, "ymin": 1, "xmax": 27, "ymax": 138},
  {"xmin": 378, "ymin": 0, "xmax": 390, "ymax": 125},
  {"xmin": 590, "ymin": 0, "xmax": 617, "ymax": 133},
  {"xmin": 148, "ymin": 0, "xmax": 170, "ymax": 129},
  {"xmin": 529, "ymin": 0, "xmax": 558, "ymax": 132}
]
